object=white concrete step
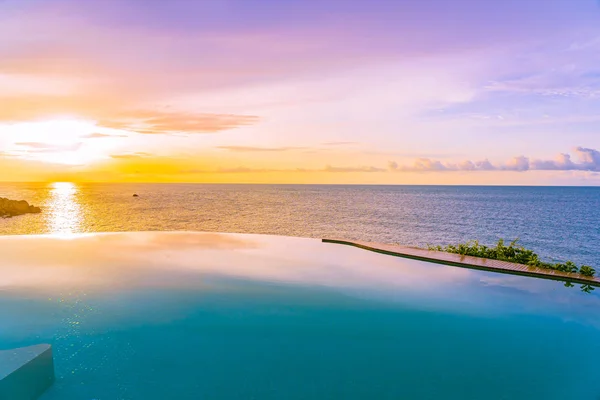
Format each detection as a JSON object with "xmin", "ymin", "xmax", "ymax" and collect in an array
[{"xmin": 0, "ymin": 344, "xmax": 55, "ymax": 400}]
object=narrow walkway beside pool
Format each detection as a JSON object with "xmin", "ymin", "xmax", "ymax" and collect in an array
[{"xmin": 323, "ymin": 238, "xmax": 600, "ymax": 287}]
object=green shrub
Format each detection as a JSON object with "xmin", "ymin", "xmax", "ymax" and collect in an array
[
  {"xmin": 580, "ymin": 266, "xmax": 596, "ymax": 277},
  {"xmin": 581, "ymin": 284, "xmax": 595, "ymax": 293},
  {"xmin": 427, "ymin": 239, "xmax": 595, "ymax": 278}
]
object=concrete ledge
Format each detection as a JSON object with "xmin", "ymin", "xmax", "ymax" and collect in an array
[
  {"xmin": 0, "ymin": 344, "xmax": 55, "ymax": 400},
  {"xmin": 323, "ymin": 238, "xmax": 600, "ymax": 287}
]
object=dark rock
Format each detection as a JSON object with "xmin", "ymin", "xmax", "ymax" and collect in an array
[
  {"xmin": 133, "ymin": 194, "xmax": 139, "ymax": 197},
  {"xmin": 0, "ymin": 197, "xmax": 42, "ymax": 218}
]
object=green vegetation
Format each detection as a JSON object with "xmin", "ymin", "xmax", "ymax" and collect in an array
[
  {"xmin": 430, "ymin": 239, "xmax": 598, "ymax": 290},
  {"xmin": 427, "ymin": 239, "xmax": 596, "ymax": 278},
  {"xmin": 427, "ymin": 239, "xmax": 596, "ymax": 293},
  {"xmin": 580, "ymin": 265, "xmax": 596, "ymax": 277},
  {"xmin": 580, "ymin": 284, "xmax": 595, "ymax": 293}
]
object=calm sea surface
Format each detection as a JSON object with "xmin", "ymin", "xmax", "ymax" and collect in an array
[{"xmin": 1, "ymin": 183, "xmax": 599, "ymax": 266}]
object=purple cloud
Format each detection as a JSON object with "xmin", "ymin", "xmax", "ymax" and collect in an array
[{"xmin": 390, "ymin": 147, "xmax": 600, "ymax": 172}]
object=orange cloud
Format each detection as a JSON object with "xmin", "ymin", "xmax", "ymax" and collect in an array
[
  {"xmin": 81, "ymin": 133, "xmax": 128, "ymax": 139},
  {"xmin": 99, "ymin": 112, "xmax": 259, "ymax": 135},
  {"xmin": 217, "ymin": 146, "xmax": 306, "ymax": 152},
  {"xmin": 15, "ymin": 142, "xmax": 83, "ymax": 152},
  {"xmin": 322, "ymin": 141, "xmax": 358, "ymax": 146},
  {"xmin": 323, "ymin": 165, "xmax": 386, "ymax": 173},
  {"xmin": 109, "ymin": 152, "xmax": 155, "ymax": 159},
  {"xmin": 0, "ymin": 92, "xmax": 260, "ymax": 135}
]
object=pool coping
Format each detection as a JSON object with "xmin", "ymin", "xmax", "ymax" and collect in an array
[
  {"xmin": 0, "ymin": 344, "xmax": 55, "ymax": 400},
  {"xmin": 322, "ymin": 239, "xmax": 600, "ymax": 287}
]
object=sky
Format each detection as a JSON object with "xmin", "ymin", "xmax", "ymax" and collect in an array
[{"xmin": 1, "ymin": 0, "xmax": 600, "ymax": 184}]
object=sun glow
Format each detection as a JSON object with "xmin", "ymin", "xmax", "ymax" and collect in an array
[
  {"xmin": 3, "ymin": 118, "xmax": 123, "ymax": 165},
  {"xmin": 46, "ymin": 182, "xmax": 83, "ymax": 235},
  {"xmin": 10, "ymin": 119, "xmax": 96, "ymax": 144}
]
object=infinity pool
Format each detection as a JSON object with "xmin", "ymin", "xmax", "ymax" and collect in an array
[{"xmin": 1, "ymin": 232, "xmax": 599, "ymax": 399}]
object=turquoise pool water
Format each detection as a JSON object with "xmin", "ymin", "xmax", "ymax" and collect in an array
[{"xmin": 0, "ymin": 232, "xmax": 599, "ymax": 399}]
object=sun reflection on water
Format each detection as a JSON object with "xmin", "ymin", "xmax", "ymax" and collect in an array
[{"xmin": 47, "ymin": 182, "xmax": 83, "ymax": 235}]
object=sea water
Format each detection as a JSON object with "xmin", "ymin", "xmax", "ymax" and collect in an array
[{"xmin": 1, "ymin": 183, "xmax": 599, "ymax": 266}]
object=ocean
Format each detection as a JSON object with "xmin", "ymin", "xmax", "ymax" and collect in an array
[{"xmin": 1, "ymin": 182, "xmax": 599, "ymax": 266}]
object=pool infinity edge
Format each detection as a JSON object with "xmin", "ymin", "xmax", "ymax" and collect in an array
[{"xmin": 322, "ymin": 238, "xmax": 600, "ymax": 287}]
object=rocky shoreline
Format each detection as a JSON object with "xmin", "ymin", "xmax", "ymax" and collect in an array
[{"xmin": 0, "ymin": 197, "xmax": 42, "ymax": 218}]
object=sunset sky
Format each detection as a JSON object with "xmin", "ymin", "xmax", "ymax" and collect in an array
[{"xmin": 1, "ymin": 0, "xmax": 600, "ymax": 184}]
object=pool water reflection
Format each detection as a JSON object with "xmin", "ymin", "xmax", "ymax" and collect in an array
[{"xmin": 0, "ymin": 232, "xmax": 599, "ymax": 399}]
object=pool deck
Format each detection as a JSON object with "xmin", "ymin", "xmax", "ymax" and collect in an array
[{"xmin": 323, "ymin": 239, "xmax": 600, "ymax": 287}]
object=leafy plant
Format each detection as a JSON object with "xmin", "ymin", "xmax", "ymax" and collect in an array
[
  {"xmin": 427, "ymin": 239, "xmax": 596, "ymax": 279},
  {"xmin": 580, "ymin": 266, "xmax": 596, "ymax": 277},
  {"xmin": 555, "ymin": 261, "xmax": 578, "ymax": 273},
  {"xmin": 581, "ymin": 284, "xmax": 595, "ymax": 293}
]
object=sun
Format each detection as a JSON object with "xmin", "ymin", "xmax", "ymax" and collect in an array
[{"xmin": 4, "ymin": 118, "xmax": 120, "ymax": 165}]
